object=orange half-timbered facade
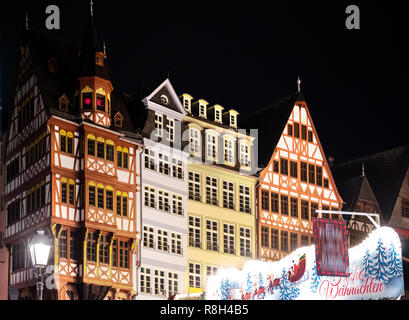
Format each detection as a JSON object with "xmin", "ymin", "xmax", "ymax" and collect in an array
[
  {"xmin": 3, "ymin": 15, "xmax": 142, "ymax": 300},
  {"xmin": 244, "ymin": 92, "xmax": 343, "ymax": 262}
]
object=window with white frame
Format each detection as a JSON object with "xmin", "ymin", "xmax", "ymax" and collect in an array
[
  {"xmin": 240, "ymin": 227, "xmax": 251, "ymax": 257},
  {"xmin": 157, "ymin": 229, "xmax": 169, "ymax": 252},
  {"xmin": 168, "ymin": 272, "xmax": 179, "ymax": 296},
  {"xmin": 171, "ymin": 232, "xmax": 182, "ymax": 255},
  {"xmin": 206, "ymin": 219, "xmax": 218, "ymax": 251},
  {"xmin": 189, "ymin": 128, "xmax": 201, "ymax": 156},
  {"xmin": 189, "ymin": 262, "xmax": 201, "ymax": 288},
  {"xmin": 143, "ymin": 226, "xmax": 155, "ymax": 249},
  {"xmin": 239, "ymin": 142, "xmax": 250, "ymax": 167},
  {"xmin": 239, "ymin": 185, "xmax": 251, "ymax": 214},
  {"xmin": 158, "ymin": 190, "xmax": 170, "ymax": 212},
  {"xmin": 144, "ymin": 148, "xmax": 156, "ymax": 171},
  {"xmin": 224, "ymin": 137, "xmax": 235, "ymax": 164},
  {"xmin": 167, "ymin": 118, "xmax": 174, "ymax": 142},
  {"xmin": 189, "ymin": 216, "xmax": 201, "ymax": 248},
  {"xmin": 154, "ymin": 270, "xmax": 166, "ymax": 296},
  {"xmin": 222, "ymin": 180, "xmax": 234, "ymax": 209},
  {"xmin": 140, "ymin": 267, "xmax": 152, "ymax": 294},
  {"xmin": 223, "ymin": 223, "xmax": 235, "ymax": 255},
  {"xmin": 188, "ymin": 171, "xmax": 201, "ymax": 201},
  {"xmin": 172, "ymin": 158, "xmax": 183, "ymax": 179},
  {"xmin": 172, "ymin": 194, "xmax": 183, "ymax": 215},
  {"xmin": 206, "ymin": 133, "xmax": 217, "ymax": 160},
  {"xmin": 154, "ymin": 113, "xmax": 163, "ymax": 138},
  {"xmin": 144, "ymin": 186, "xmax": 156, "ymax": 208},
  {"xmin": 158, "ymin": 153, "xmax": 170, "ymax": 175},
  {"xmin": 206, "ymin": 176, "xmax": 218, "ymax": 206}
]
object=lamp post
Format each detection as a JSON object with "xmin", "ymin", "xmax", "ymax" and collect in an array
[{"xmin": 28, "ymin": 230, "xmax": 52, "ymax": 300}]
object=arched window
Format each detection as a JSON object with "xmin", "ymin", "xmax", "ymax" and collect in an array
[
  {"xmin": 189, "ymin": 128, "xmax": 201, "ymax": 156},
  {"xmin": 223, "ymin": 136, "xmax": 235, "ymax": 164},
  {"xmin": 239, "ymin": 140, "xmax": 251, "ymax": 167},
  {"xmin": 106, "ymin": 140, "xmax": 115, "ymax": 162},
  {"xmin": 117, "ymin": 147, "xmax": 129, "ymax": 169},
  {"xmin": 106, "ymin": 186, "xmax": 114, "ymax": 211},
  {"xmin": 87, "ymin": 134, "xmax": 96, "ymax": 156}
]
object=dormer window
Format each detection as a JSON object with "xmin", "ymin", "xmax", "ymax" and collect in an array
[
  {"xmin": 230, "ymin": 114, "xmax": 236, "ymax": 127},
  {"xmin": 228, "ymin": 110, "xmax": 239, "ymax": 128},
  {"xmin": 95, "ymin": 52, "xmax": 104, "ymax": 66},
  {"xmin": 198, "ymin": 100, "xmax": 208, "ymax": 118},
  {"xmin": 59, "ymin": 95, "xmax": 69, "ymax": 112},
  {"xmin": 96, "ymin": 94, "xmax": 106, "ymax": 112},
  {"xmin": 114, "ymin": 112, "xmax": 124, "ymax": 128},
  {"xmin": 215, "ymin": 109, "xmax": 222, "ymax": 123},
  {"xmin": 181, "ymin": 94, "xmax": 193, "ymax": 113},
  {"xmin": 82, "ymin": 92, "xmax": 93, "ymax": 110}
]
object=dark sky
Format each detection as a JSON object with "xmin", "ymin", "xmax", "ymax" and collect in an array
[{"xmin": 0, "ymin": 1, "xmax": 407, "ymax": 163}]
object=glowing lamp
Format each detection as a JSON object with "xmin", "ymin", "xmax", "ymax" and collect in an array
[{"xmin": 28, "ymin": 230, "xmax": 52, "ymax": 268}]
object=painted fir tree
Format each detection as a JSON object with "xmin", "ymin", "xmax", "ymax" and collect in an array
[
  {"xmin": 310, "ymin": 260, "xmax": 321, "ymax": 293},
  {"xmin": 258, "ymin": 272, "xmax": 266, "ymax": 299},
  {"xmin": 279, "ymin": 268, "xmax": 300, "ymax": 300},
  {"xmin": 388, "ymin": 243, "xmax": 403, "ymax": 280},
  {"xmin": 245, "ymin": 273, "xmax": 252, "ymax": 295},
  {"xmin": 362, "ymin": 249, "xmax": 372, "ymax": 278},
  {"xmin": 370, "ymin": 238, "xmax": 390, "ymax": 282},
  {"xmin": 220, "ymin": 278, "xmax": 232, "ymax": 300}
]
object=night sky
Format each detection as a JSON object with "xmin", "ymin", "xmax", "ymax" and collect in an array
[{"xmin": 0, "ymin": 1, "xmax": 407, "ymax": 163}]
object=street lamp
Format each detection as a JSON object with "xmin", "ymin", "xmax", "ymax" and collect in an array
[{"xmin": 28, "ymin": 230, "xmax": 52, "ymax": 300}]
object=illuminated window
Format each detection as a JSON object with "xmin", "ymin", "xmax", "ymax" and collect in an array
[
  {"xmin": 99, "ymin": 235, "xmax": 109, "ymax": 264},
  {"xmin": 140, "ymin": 267, "xmax": 152, "ymax": 293},
  {"xmin": 157, "ymin": 229, "xmax": 169, "ymax": 252},
  {"xmin": 171, "ymin": 233, "xmax": 182, "ymax": 255},
  {"xmin": 158, "ymin": 190, "xmax": 170, "ymax": 212},
  {"xmin": 96, "ymin": 94, "xmax": 105, "ymax": 112},
  {"xmin": 144, "ymin": 186, "xmax": 156, "ymax": 208},
  {"xmin": 59, "ymin": 229, "xmax": 67, "ymax": 259},
  {"xmin": 82, "ymin": 92, "xmax": 93, "ymax": 110}
]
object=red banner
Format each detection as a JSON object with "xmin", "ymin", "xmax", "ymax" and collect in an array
[{"xmin": 313, "ymin": 218, "xmax": 349, "ymax": 277}]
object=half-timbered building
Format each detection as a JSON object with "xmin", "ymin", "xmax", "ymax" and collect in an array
[
  {"xmin": 132, "ymin": 79, "xmax": 189, "ymax": 299},
  {"xmin": 3, "ymin": 14, "xmax": 142, "ymax": 300},
  {"xmin": 243, "ymin": 90, "xmax": 343, "ymax": 261}
]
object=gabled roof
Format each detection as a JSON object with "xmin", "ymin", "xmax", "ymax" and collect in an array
[
  {"xmin": 333, "ymin": 145, "xmax": 409, "ymax": 223},
  {"xmin": 241, "ymin": 91, "xmax": 305, "ymax": 168},
  {"xmin": 145, "ymin": 78, "xmax": 186, "ymax": 116}
]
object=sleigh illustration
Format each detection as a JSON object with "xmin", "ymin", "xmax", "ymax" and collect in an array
[{"xmin": 285, "ymin": 253, "xmax": 309, "ymax": 286}]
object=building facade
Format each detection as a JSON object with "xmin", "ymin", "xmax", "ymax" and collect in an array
[
  {"xmin": 180, "ymin": 93, "xmax": 257, "ymax": 295},
  {"xmin": 135, "ymin": 79, "xmax": 189, "ymax": 299},
  {"xmin": 244, "ymin": 92, "xmax": 343, "ymax": 261},
  {"xmin": 3, "ymin": 15, "xmax": 141, "ymax": 300}
]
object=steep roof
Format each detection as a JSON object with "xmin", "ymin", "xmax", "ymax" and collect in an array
[
  {"xmin": 19, "ymin": 24, "xmax": 137, "ymax": 135},
  {"xmin": 333, "ymin": 145, "xmax": 409, "ymax": 223},
  {"xmin": 77, "ymin": 15, "xmax": 111, "ymax": 81},
  {"xmin": 241, "ymin": 91, "xmax": 305, "ymax": 168}
]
